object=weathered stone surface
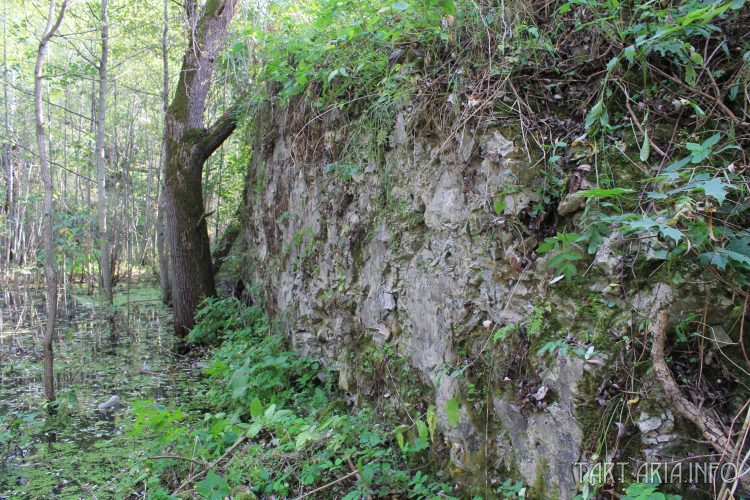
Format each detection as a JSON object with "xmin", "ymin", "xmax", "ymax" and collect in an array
[
  {"xmin": 232, "ymin": 106, "xmax": 733, "ymax": 497},
  {"xmin": 493, "ymin": 355, "xmax": 585, "ymax": 499},
  {"xmin": 558, "ymin": 191, "xmax": 586, "ymax": 216},
  {"xmin": 637, "ymin": 414, "xmax": 663, "ymax": 433}
]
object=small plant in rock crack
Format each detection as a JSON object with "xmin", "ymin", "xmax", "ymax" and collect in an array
[
  {"xmin": 537, "ymin": 339, "xmax": 594, "ymax": 360},
  {"xmin": 537, "ymin": 232, "xmax": 584, "ymax": 279},
  {"xmin": 621, "ymin": 479, "xmax": 681, "ymax": 500},
  {"xmin": 496, "ymin": 478, "xmax": 526, "ymax": 497}
]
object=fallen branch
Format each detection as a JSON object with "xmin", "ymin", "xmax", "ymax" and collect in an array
[
  {"xmin": 651, "ymin": 309, "xmax": 750, "ymax": 491},
  {"xmin": 171, "ymin": 434, "xmax": 247, "ymax": 495},
  {"xmin": 293, "ymin": 461, "xmax": 377, "ymax": 499}
]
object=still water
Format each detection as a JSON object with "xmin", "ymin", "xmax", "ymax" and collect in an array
[{"xmin": 0, "ymin": 281, "xmax": 201, "ymax": 498}]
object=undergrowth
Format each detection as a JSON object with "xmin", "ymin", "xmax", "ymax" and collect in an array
[
  {"xmin": 123, "ymin": 297, "xmax": 457, "ymax": 499},
  {"xmin": 237, "ymin": 0, "xmax": 750, "ymax": 287},
  {"xmin": 224, "ymin": 0, "xmax": 750, "ymax": 497}
]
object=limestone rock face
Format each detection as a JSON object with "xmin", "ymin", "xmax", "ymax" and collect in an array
[
  {"xmin": 233, "ymin": 106, "xmax": 732, "ymax": 496},
  {"xmin": 494, "ymin": 355, "xmax": 585, "ymax": 498}
]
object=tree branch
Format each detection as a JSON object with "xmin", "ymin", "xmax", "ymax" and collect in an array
[
  {"xmin": 651, "ymin": 309, "xmax": 750, "ymax": 491},
  {"xmin": 42, "ymin": 0, "xmax": 69, "ymax": 44},
  {"xmin": 196, "ymin": 103, "xmax": 239, "ymax": 161}
]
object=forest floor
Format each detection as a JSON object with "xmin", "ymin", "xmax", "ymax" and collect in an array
[{"xmin": 1, "ymin": 283, "xmax": 456, "ymax": 499}]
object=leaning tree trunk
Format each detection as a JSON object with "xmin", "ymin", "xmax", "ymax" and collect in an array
[
  {"xmin": 164, "ymin": 0, "xmax": 239, "ymax": 336},
  {"xmin": 34, "ymin": 0, "xmax": 68, "ymax": 403}
]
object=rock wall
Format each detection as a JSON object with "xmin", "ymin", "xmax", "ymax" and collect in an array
[{"xmin": 232, "ymin": 101, "xmax": 741, "ymax": 497}]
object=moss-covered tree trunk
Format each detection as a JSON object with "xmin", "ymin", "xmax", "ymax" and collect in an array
[{"xmin": 164, "ymin": 0, "xmax": 239, "ymax": 336}]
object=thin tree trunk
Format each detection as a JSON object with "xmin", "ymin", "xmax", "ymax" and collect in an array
[
  {"xmin": 34, "ymin": 0, "xmax": 68, "ymax": 403},
  {"xmin": 87, "ymin": 79, "xmax": 96, "ymax": 295},
  {"xmin": 97, "ymin": 0, "xmax": 112, "ymax": 305},
  {"xmin": 3, "ymin": 0, "xmax": 13, "ymax": 267},
  {"xmin": 141, "ymin": 143, "xmax": 153, "ymax": 266},
  {"xmin": 156, "ymin": 0, "xmax": 171, "ymax": 305},
  {"xmin": 164, "ymin": 0, "xmax": 240, "ymax": 335}
]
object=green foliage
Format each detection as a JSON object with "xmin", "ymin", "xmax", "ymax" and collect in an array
[
  {"xmin": 496, "ymin": 479, "xmax": 526, "ymax": 497},
  {"xmin": 537, "ymin": 232, "xmax": 584, "ymax": 279},
  {"xmin": 251, "ymin": 0, "xmax": 453, "ymax": 107},
  {"xmin": 599, "ymin": 135, "xmax": 750, "ymax": 284},
  {"xmin": 622, "ymin": 480, "xmax": 681, "ymax": 500},
  {"xmin": 0, "ymin": 412, "xmax": 37, "ymax": 458},
  {"xmin": 557, "ymin": 0, "xmax": 750, "ymax": 289},
  {"xmin": 196, "ymin": 470, "xmax": 231, "ymax": 499},
  {"xmin": 324, "ymin": 161, "xmax": 363, "ymax": 181},
  {"xmin": 130, "ymin": 297, "xmax": 456, "ymax": 498},
  {"xmin": 568, "ymin": 0, "xmax": 746, "ymax": 133},
  {"xmin": 394, "ymin": 405, "xmax": 438, "ymax": 453},
  {"xmin": 188, "ymin": 296, "xmax": 267, "ymax": 345},
  {"xmin": 536, "ymin": 339, "xmax": 594, "ymax": 360},
  {"xmin": 492, "ymin": 323, "xmax": 518, "ymax": 342},
  {"xmin": 445, "ymin": 397, "xmax": 461, "ymax": 427},
  {"xmin": 525, "ymin": 303, "xmax": 549, "ymax": 338}
]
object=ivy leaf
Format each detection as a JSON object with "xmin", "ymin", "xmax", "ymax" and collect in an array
[
  {"xmin": 391, "ymin": 1, "xmax": 410, "ymax": 11},
  {"xmin": 698, "ymin": 177, "xmax": 732, "ymax": 204},
  {"xmin": 700, "ymin": 251, "xmax": 729, "ymax": 270},
  {"xmin": 663, "ymin": 155, "xmax": 692, "ymax": 172},
  {"xmin": 445, "ymin": 397, "xmax": 461, "ymax": 427},
  {"xmin": 624, "ymin": 217, "xmax": 658, "ymax": 232}
]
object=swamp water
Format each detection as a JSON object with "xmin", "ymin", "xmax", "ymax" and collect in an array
[{"xmin": 1, "ymin": 284, "xmax": 202, "ymax": 498}]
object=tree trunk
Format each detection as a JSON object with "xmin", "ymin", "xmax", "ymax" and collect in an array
[
  {"xmin": 3, "ymin": 1, "xmax": 14, "ymax": 267},
  {"xmin": 156, "ymin": 0, "xmax": 171, "ymax": 305},
  {"xmin": 164, "ymin": 0, "xmax": 239, "ymax": 336},
  {"xmin": 34, "ymin": 0, "xmax": 68, "ymax": 403},
  {"xmin": 97, "ymin": 0, "xmax": 112, "ymax": 305}
]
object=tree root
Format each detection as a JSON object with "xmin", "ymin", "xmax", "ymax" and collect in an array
[{"xmin": 651, "ymin": 309, "xmax": 750, "ymax": 492}]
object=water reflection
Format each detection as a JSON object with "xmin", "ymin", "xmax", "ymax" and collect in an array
[{"xmin": 0, "ymin": 282, "xmax": 201, "ymax": 496}]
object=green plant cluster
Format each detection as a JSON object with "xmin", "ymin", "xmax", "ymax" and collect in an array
[
  {"xmin": 126, "ymin": 297, "xmax": 457, "ymax": 498},
  {"xmin": 554, "ymin": 0, "xmax": 750, "ymax": 285},
  {"xmin": 251, "ymin": 0, "xmax": 454, "ymax": 107},
  {"xmin": 188, "ymin": 296, "xmax": 268, "ymax": 345}
]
